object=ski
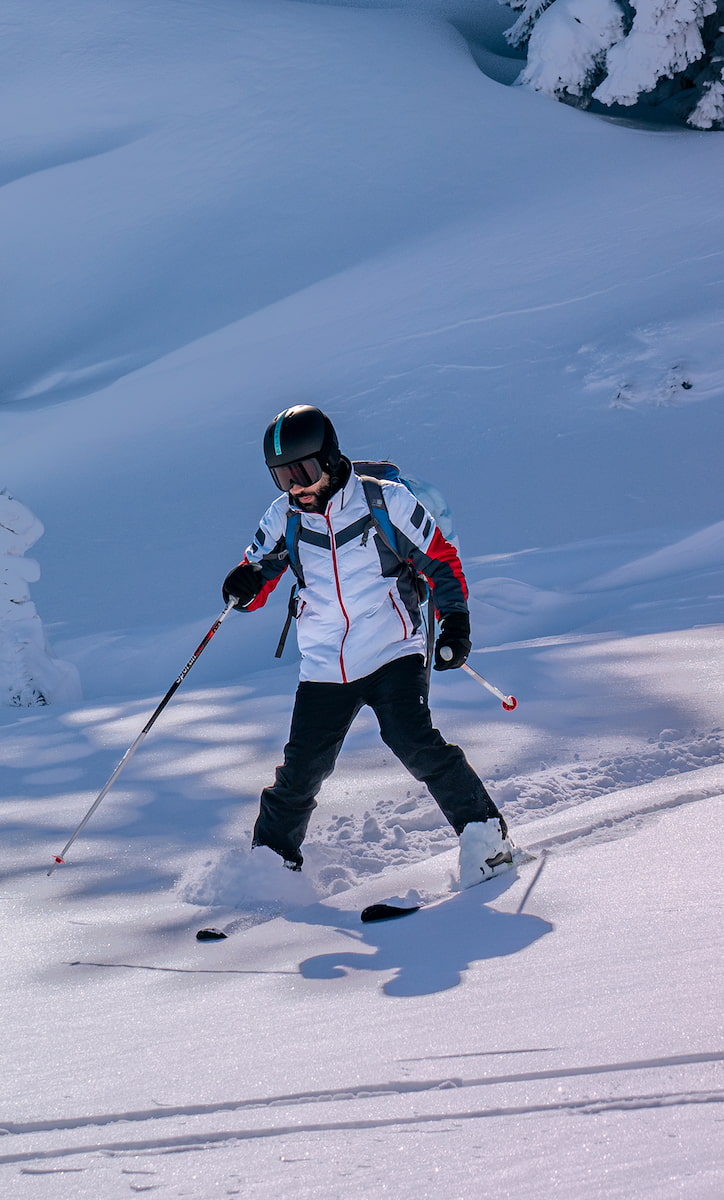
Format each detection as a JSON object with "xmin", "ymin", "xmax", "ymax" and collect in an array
[
  {"xmin": 359, "ymin": 846, "xmax": 537, "ymax": 923},
  {"xmin": 194, "ymin": 901, "xmax": 289, "ymax": 942},
  {"xmin": 195, "ymin": 847, "xmax": 538, "ymax": 935},
  {"xmin": 360, "ymin": 902, "xmax": 420, "ymax": 923}
]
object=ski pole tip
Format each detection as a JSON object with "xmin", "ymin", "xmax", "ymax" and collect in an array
[{"xmin": 502, "ymin": 696, "xmax": 518, "ymax": 711}]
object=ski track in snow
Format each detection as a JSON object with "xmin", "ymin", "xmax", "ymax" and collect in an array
[
  {"xmin": 1, "ymin": 1052, "xmax": 721, "ymax": 1168},
  {"xmin": 2, "ymin": 1090, "xmax": 722, "ymax": 1168}
]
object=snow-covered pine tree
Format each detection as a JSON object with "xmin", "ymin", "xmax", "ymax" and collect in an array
[
  {"xmin": 687, "ymin": 20, "xmax": 724, "ymax": 126},
  {"xmin": 593, "ymin": 0, "xmax": 717, "ymax": 106},
  {"xmin": 505, "ymin": 0, "xmax": 559, "ymax": 50},
  {"xmin": 502, "ymin": 0, "xmax": 724, "ymax": 129},
  {"xmin": 518, "ymin": 0, "xmax": 625, "ymax": 103},
  {"xmin": 0, "ymin": 489, "xmax": 80, "ymax": 706}
]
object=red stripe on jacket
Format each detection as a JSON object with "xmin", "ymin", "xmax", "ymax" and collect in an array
[
  {"xmin": 425, "ymin": 528, "xmax": 469, "ymax": 601},
  {"xmin": 240, "ymin": 557, "xmax": 287, "ymax": 612}
]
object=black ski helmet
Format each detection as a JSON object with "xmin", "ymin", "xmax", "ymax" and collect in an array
[{"xmin": 263, "ymin": 405, "xmax": 341, "ymax": 489}]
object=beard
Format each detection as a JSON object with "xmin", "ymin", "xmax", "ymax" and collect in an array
[{"xmin": 289, "ymin": 480, "xmax": 333, "ymax": 513}]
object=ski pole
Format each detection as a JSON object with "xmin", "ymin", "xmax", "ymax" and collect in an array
[
  {"xmin": 47, "ymin": 598, "xmax": 239, "ymax": 876},
  {"xmin": 462, "ymin": 662, "xmax": 517, "ymax": 710},
  {"xmin": 439, "ymin": 647, "xmax": 518, "ymax": 710}
]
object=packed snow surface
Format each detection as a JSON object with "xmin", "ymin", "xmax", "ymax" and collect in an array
[{"xmin": 0, "ymin": 2, "xmax": 722, "ymax": 1197}]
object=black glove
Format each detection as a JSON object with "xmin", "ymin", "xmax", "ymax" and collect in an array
[
  {"xmin": 434, "ymin": 611, "xmax": 471, "ymax": 671},
  {"xmin": 222, "ymin": 562, "xmax": 262, "ymax": 609}
]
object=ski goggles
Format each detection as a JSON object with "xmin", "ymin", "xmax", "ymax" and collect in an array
[{"xmin": 269, "ymin": 457, "xmax": 324, "ymax": 492}]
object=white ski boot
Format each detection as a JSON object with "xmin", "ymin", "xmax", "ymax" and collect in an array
[{"xmin": 458, "ymin": 818, "xmax": 514, "ymax": 888}]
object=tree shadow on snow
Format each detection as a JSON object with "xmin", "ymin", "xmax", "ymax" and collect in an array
[{"xmin": 292, "ymin": 882, "xmax": 551, "ymax": 997}]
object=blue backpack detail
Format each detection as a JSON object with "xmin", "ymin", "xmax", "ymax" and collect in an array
[{"xmin": 355, "ymin": 461, "xmax": 457, "ymax": 543}]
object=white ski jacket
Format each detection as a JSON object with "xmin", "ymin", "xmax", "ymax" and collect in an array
[{"xmin": 242, "ymin": 468, "xmax": 468, "ymax": 684}]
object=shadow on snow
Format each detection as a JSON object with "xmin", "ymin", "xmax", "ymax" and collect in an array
[{"xmin": 291, "ymin": 880, "xmax": 551, "ymax": 997}]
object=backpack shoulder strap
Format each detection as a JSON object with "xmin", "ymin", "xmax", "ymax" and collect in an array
[
  {"xmin": 358, "ymin": 476, "xmax": 401, "ymax": 562},
  {"xmin": 274, "ymin": 582, "xmax": 299, "ymax": 658},
  {"xmin": 284, "ymin": 509, "xmax": 305, "ymax": 586},
  {"xmin": 275, "ymin": 511, "xmax": 304, "ymax": 659}
]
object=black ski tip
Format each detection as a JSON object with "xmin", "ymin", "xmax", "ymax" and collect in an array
[
  {"xmin": 360, "ymin": 903, "xmax": 420, "ymax": 924},
  {"xmin": 196, "ymin": 927, "xmax": 228, "ymax": 941}
]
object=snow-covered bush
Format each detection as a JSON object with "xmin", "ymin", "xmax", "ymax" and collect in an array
[
  {"xmin": 503, "ymin": 0, "xmax": 724, "ymax": 128},
  {"xmin": 0, "ymin": 490, "xmax": 80, "ymax": 706}
]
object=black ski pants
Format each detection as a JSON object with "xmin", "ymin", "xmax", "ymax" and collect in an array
[{"xmin": 252, "ymin": 653, "xmax": 501, "ymax": 866}]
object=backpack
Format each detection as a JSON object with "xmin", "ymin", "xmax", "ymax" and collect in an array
[{"xmin": 275, "ymin": 461, "xmax": 454, "ymax": 677}]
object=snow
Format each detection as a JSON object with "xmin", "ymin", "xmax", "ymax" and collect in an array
[
  {"xmin": 0, "ymin": 491, "xmax": 80, "ymax": 706},
  {"xmin": 1, "ymin": 1, "xmax": 722, "ymax": 1197}
]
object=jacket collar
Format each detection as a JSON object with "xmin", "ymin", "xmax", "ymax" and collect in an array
[
  {"xmin": 288, "ymin": 460, "xmax": 358, "ymax": 521},
  {"xmin": 325, "ymin": 462, "xmax": 358, "ymax": 516}
]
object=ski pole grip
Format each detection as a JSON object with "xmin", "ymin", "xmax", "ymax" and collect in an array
[{"xmin": 226, "ymin": 595, "xmax": 257, "ymax": 611}]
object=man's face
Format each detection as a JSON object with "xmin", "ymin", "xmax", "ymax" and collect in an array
[{"xmin": 289, "ymin": 470, "xmax": 332, "ymax": 513}]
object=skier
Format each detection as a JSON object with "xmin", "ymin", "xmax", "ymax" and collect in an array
[{"xmin": 222, "ymin": 406, "xmax": 513, "ymax": 888}]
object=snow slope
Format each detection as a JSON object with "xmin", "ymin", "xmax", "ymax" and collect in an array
[{"xmin": 1, "ymin": 1, "xmax": 722, "ymax": 1196}]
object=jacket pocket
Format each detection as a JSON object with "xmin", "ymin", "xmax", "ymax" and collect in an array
[{"xmin": 389, "ymin": 591, "xmax": 408, "ymax": 639}]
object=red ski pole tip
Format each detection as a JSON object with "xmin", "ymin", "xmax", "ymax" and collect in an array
[{"xmin": 502, "ymin": 697, "xmax": 518, "ymax": 711}]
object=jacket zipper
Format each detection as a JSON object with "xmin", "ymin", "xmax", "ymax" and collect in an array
[
  {"xmin": 389, "ymin": 591, "xmax": 408, "ymax": 639},
  {"xmin": 326, "ymin": 511, "xmax": 351, "ymax": 683}
]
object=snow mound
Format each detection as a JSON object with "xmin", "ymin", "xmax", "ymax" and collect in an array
[
  {"xmin": 496, "ymin": 726, "xmax": 724, "ymax": 821},
  {"xmin": 176, "ymin": 845, "xmax": 318, "ymax": 908}
]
